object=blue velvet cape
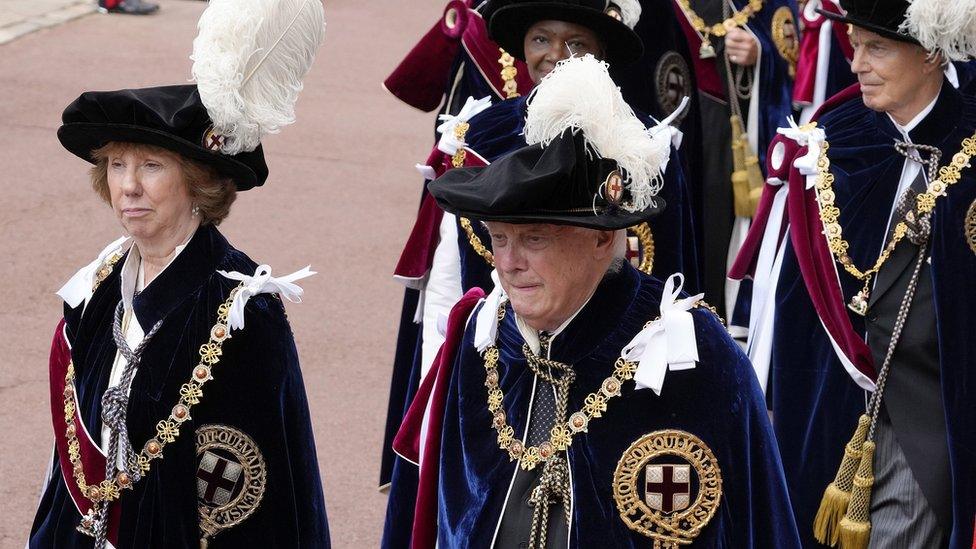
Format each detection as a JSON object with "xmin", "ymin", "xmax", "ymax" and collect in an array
[
  {"xmin": 770, "ymin": 80, "xmax": 976, "ymax": 548},
  {"xmin": 29, "ymin": 225, "xmax": 330, "ymax": 548},
  {"xmin": 437, "ymin": 265, "xmax": 800, "ymax": 547}
]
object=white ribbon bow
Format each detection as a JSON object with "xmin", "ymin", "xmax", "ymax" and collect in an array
[
  {"xmin": 57, "ymin": 236, "xmax": 132, "ymax": 308},
  {"xmin": 647, "ymin": 95, "xmax": 690, "ymax": 151},
  {"xmin": 621, "ymin": 273, "xmax": 703, "ymax": 395},
  {"xmin": 217, "ymin": 265, "xmax": 316, "ymax": 331},
  {"xmin": 474, "ymin": 270, "xmax": 507, "ymax": 352},
  {"xmin": 777, "ymin": 117, "xmax": 826, "ymax": 180},
  {"xmin": 436, "ymin": 96, "xmax": 493, "ymax": 155}
]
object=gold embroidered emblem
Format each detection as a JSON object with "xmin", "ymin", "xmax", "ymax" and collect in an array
[
  {"xmin": 196, "ymin": 425, "xmax": 267, "ymax": 547},
  {"xmin": 654, "ymin": 51, "xmax": 692, "ymax": 123},
  {"xmin": 613, "ymin": 430, "xmax": 722, "ymax": 547},
  {"xmin": 771, "ymin": 6, "xmax": 799, "ymax": 77},
  {"xmin": 966, "ymin": 199, "xmax": 976, "ymax": 255}
]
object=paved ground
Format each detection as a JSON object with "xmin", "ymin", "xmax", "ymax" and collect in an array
[
  {"xmin": 0, "ymin": 0, "xmax": 443, "ymax": 546},
  {"xmin": 0, "ymin": 0, "xmax": 95, "ymax": 44}
]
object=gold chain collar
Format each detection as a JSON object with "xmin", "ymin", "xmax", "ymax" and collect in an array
[
  {"xmin": 676, "ymin": 0, "xmax": 764, "ymax": 57},
  {"xmin": 814, "ymin": 133, "xmax": 976, "ymax": 314},
  {"xmin": 484, "ymin": 302, "xmax": 639, "ymax": 471},
  {"xmin": 483, "ymin": 293, "xmax": 721, "ymax": 471},
  {"xmin": 62, "ymin": 253, "xmax": 243, "ymax": 506}
]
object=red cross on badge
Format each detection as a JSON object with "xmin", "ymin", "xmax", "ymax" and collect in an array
[
  {"xmin": 196, "ymin": 450, "xmax": 243, "ymax": 506},
  {"xmin": 645, "ymin": 464, "xmax": 692, "ymax": 513},
  {"xmin": 626, "ymin": 236, "xmax": 640, "ymax": 267},
  {"xmin": 605, "ymin": 170, "xmax": 624, "ymax": 205},
  {"xmin": 202, "ymin": 127, "xmax": 225, "ymax": 153}
]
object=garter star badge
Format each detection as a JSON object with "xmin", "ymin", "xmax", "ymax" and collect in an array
[
  {"xmin": 654, "ymin": 51, "xmax": 692, "ymax": 123},
  {"xmin": 196, "ymin": 425, "xmax": 266, "ymax": 546},
  {"xmin": 612, "ymin": 430, "xmax": 722, "ymax": 547}
]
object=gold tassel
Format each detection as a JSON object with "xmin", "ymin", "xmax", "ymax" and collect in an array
[
  {"xmin": 813, "ymin": 414, "xmax": 871, "ymax": 545},
  {"xmin": 729, "ymin": 115, "xmax": 765, "ymax": 217},
  {"xmin": 837, "ymin": 440, "xmax": 877, "ymax": 549}
]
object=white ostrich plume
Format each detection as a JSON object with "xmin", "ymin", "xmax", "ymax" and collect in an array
[
  {"xmin": 901, "ymin": 0, "xmax": 976, "ymax": 62},
  {"xmin": 191, "ymin": 0, "xmax": 326, "ymax": 155},
  {"xmin": 612, "ymin": 0, "xmax": 642, "ymax": 30},
  {"xmin": 523, "ymin": 55, "xmax": 672, "ymax": 212}
]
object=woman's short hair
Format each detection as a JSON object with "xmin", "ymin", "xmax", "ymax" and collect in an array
[{"xmin": 89, "ymin": 142, "xmax": 237, "ymax": 225}]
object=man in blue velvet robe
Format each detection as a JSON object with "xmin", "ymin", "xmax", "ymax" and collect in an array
[
  {"xmin": 731, "ymin": 1, "xmax": 976, "ymax": 546},
  {"xmin": 393, "ymin": 54, "xmax": 799, "ymax": 548},
  {"xmin": 381, "ymin": 2, "xmax": 702, "ymax": 545}
]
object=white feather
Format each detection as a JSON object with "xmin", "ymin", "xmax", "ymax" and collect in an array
[
  {"xmin": 524, "ymin": 55, "xmax": 671, "ymax": 213},
  {"xmin": 611, "ymin": 0, "xmax": 642, "ymax": 30},
  {"xmin": 901, "ymin": 0, "xmax": 976, "ymax": 61},
  {"xmin": 192, "ymin": 0, "xmax": 326, "ymax": 154}
]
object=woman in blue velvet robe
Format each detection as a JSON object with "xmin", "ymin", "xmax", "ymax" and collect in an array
[
  {"xmin": 30, "ymin": 225, "xmax": 331, "ymax": 548},
  {"xmin": 29, "ymin": 80, "xmax": 330, "ymax": 547}
]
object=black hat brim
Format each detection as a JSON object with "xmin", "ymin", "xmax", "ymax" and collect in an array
[
  {"xmin": 489, "ymin": 3, "xmax": 644, "ymax": 66},
  {"xmin": 57, "ymin": 122, "xmax": 266, "ymax": 191},
  {"xmin": 816, "ymin": 8, "xmax": 920, "ymax": 46},
  {"xmin": 430, "ymin": 166, "xmax": 664, "ymax": 231}
]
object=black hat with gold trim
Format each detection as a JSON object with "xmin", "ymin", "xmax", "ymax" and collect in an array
[
  {"xmin": 486, "ymin": 0, "xmax": 644, "ymax": 65},
  {"xmin": 57, "ymin": 0, "xmax": 327, "ymax": 191},
  {"xmin": 429, "ymin": 55, "xmax": 679, "ymax": 230}
]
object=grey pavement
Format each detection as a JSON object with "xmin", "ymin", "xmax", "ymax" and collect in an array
[
  {"xmin": 0, "ymin": 0, "xmax": 96, "ymax": 45},
  {"xmin": 0, "ymin": 0, "xmax": 444, "ymax": 547}
]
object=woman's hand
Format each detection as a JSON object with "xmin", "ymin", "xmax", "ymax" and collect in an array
[{"xmin": 725, "ymin": 27, "xmax": 759, "ymax": 67}]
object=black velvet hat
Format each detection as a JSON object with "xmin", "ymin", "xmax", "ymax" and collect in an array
[
  {"xmin": 58, "ymin": 85, "xmax": 268, "ymax": 191},
  {"xmin": 487, "ymin": 0, "xmax": 644, "ymax": 65},
  {"xmin": 817, "ymin": 0, "xmax": 918, "ymax": 45},
  {"xmin": 428, "ymin": 131, "xmax": 664, "ymax": 230}
]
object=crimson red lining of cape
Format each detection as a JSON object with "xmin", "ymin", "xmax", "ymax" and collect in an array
[
  {"xmin": 393, "ymin": 288, "xmax": 485, "ymax": 549},
  {"xmin": 49, "ymin": 318, "xmax": 121, "ymax": 545},
  {"xmin": 394, "ymin": 150, "xmax": 489, "ymax": 280}
]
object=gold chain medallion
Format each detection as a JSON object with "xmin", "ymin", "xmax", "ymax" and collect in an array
[
  {"xmin": 613, "ymin": 430, "xmax": 722, "ymax": 547},
  {"xmin": 966, "ymin": 199, "xmax": 976, "ymax": 255},
  {"xmin": 815, "ymin": 134, "xmax": 976, "ymax": 314},
  {"xmin": 196, "ymin": 425, "xmax": 267, "ymax": 546}
]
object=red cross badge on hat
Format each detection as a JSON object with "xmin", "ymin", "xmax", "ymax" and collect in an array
[
  {"xmin": 202, "ymin": 126, "xmax": 226, "ymax": 153},
  {"xmin": 605, "ymin": 169, "xmax": 625, "ymax": 205}
]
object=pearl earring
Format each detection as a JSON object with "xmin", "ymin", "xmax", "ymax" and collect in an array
[{"xmin": 192, "ymin": 205, "xmax": 200, "ymax": 216}]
